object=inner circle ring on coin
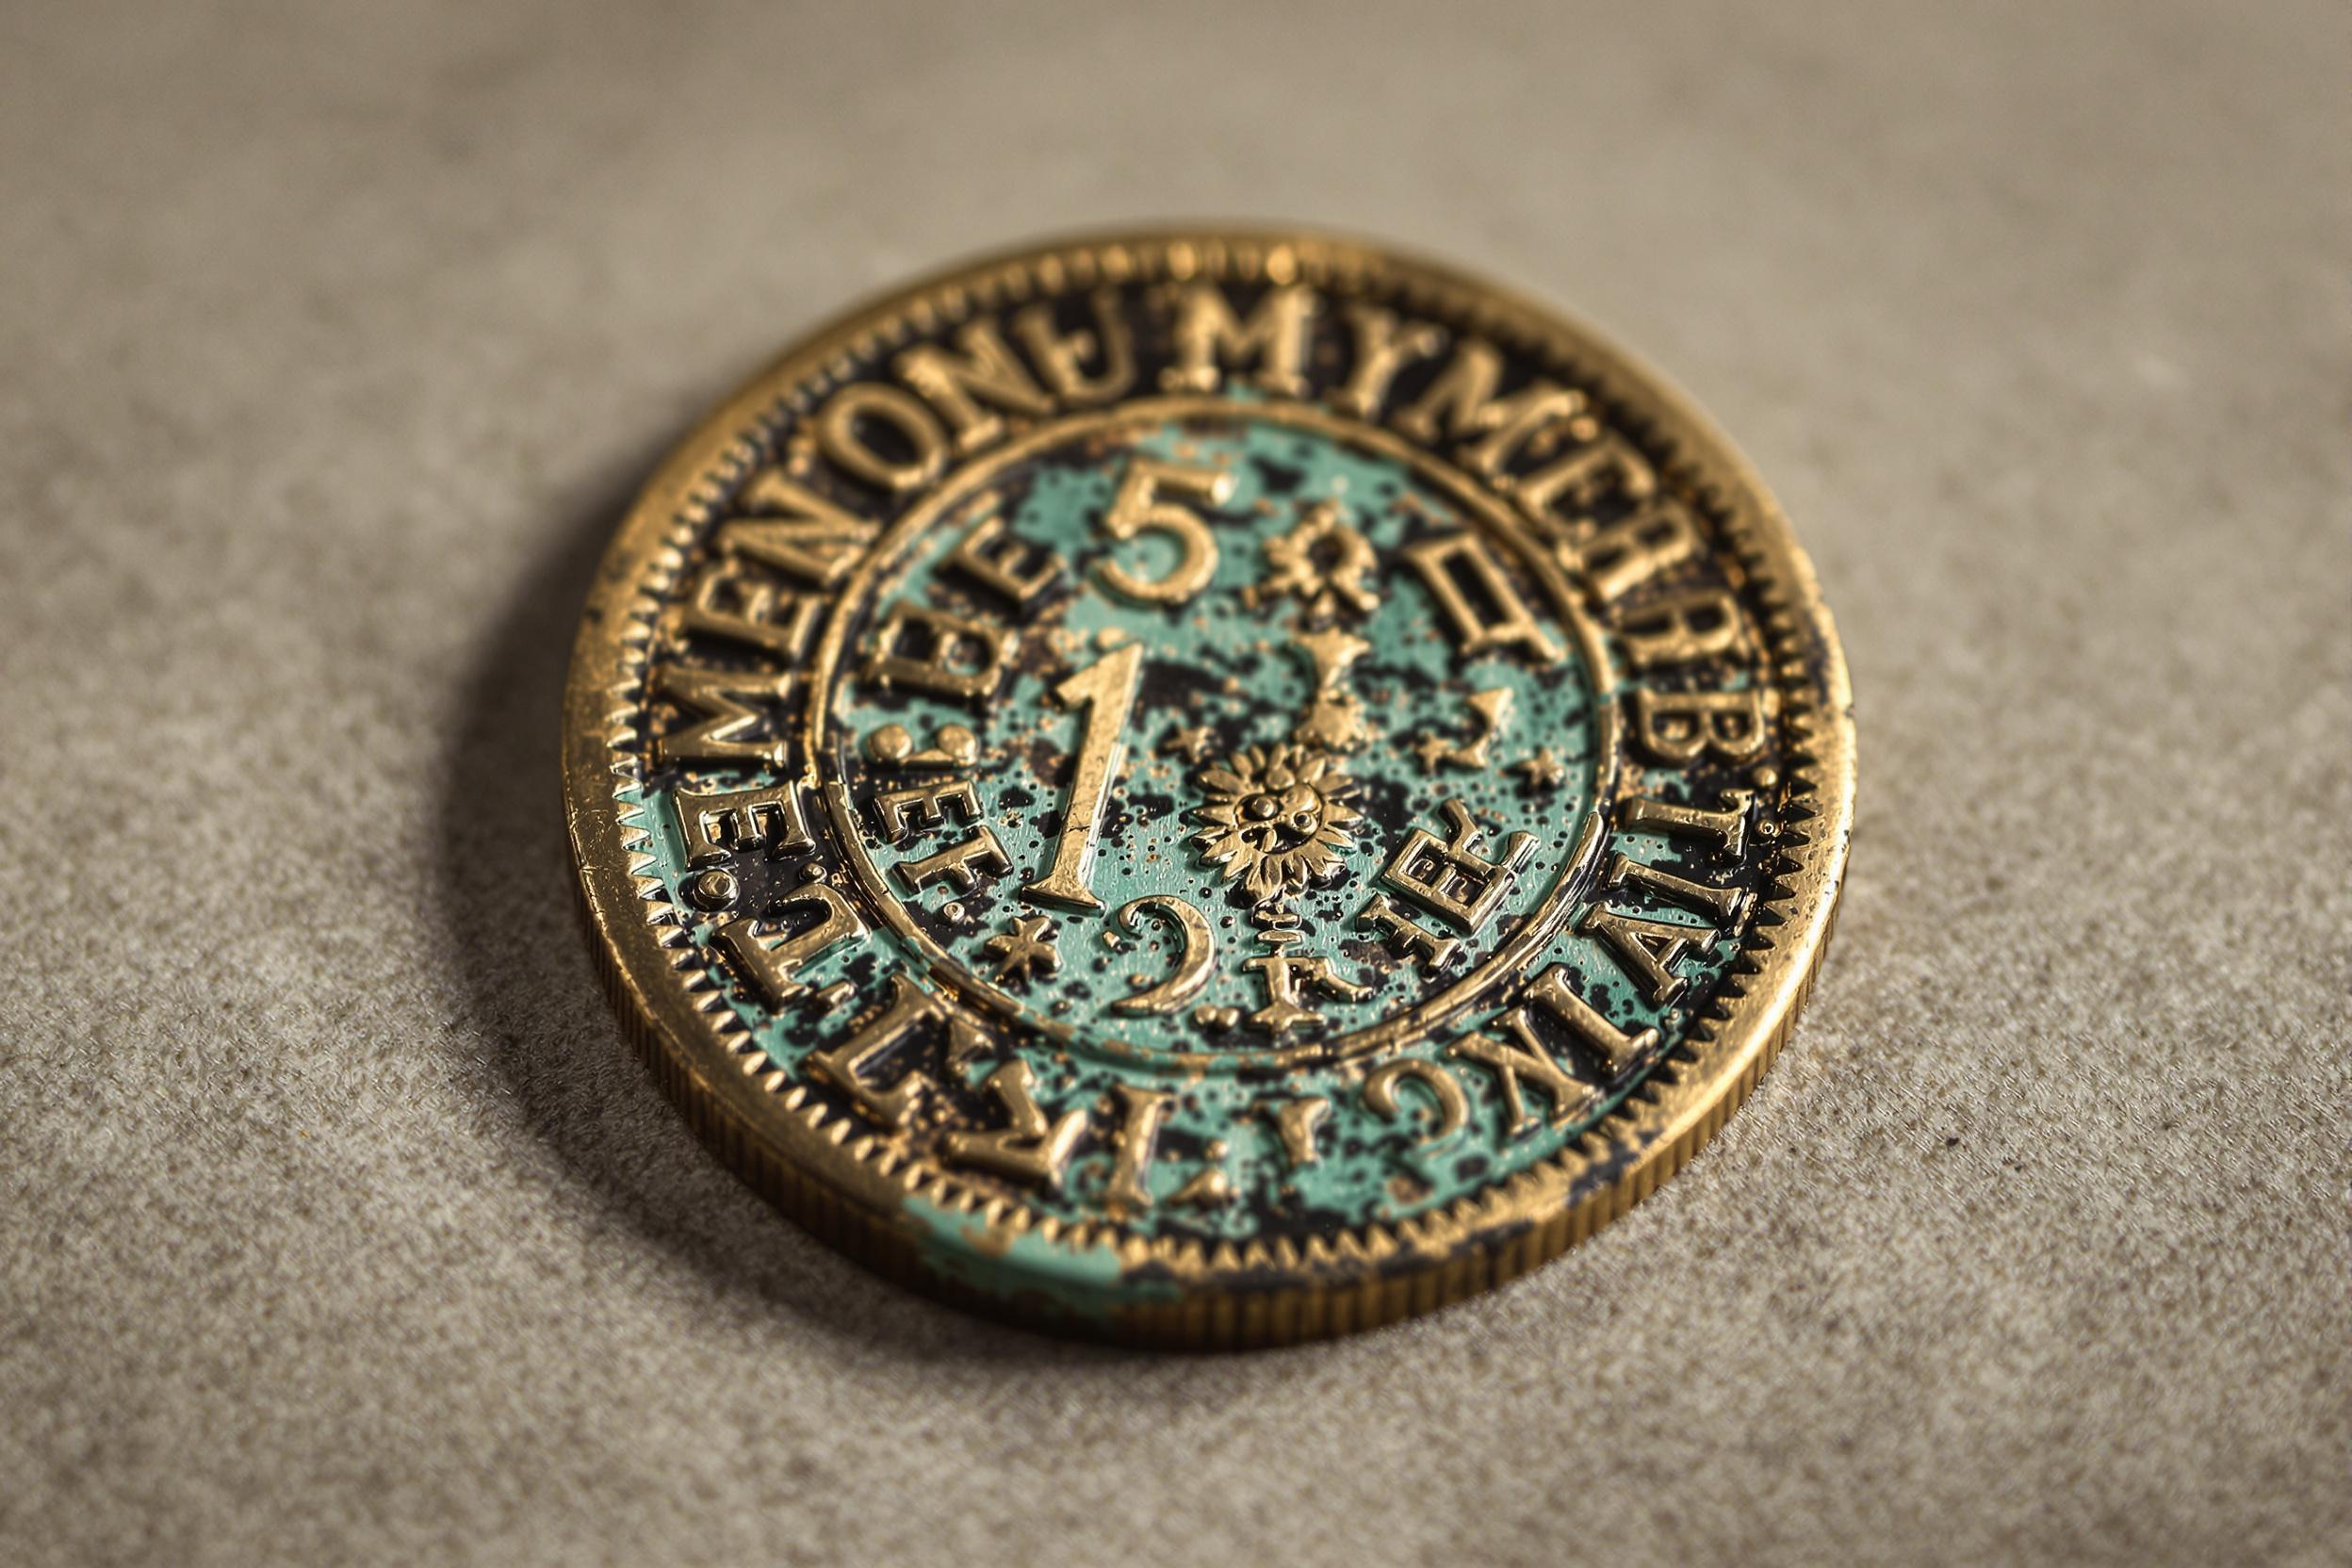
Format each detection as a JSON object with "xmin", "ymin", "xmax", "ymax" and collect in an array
[
  {"xmin": 807, "ymin": 395, "xmax": 1622, "ymax": 1075},
  {"xmin": 563, "ymin": 228, "xmax": 1856, "ymax": 1348}
]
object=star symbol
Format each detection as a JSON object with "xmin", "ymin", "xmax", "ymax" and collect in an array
[
  {"xmin": 981, "ymin": 915, "xmax": 1062, "ymax": 987},
  {"xmin": 1291, "ymin": 627, "xmax": 1369, "ymax": 687},
  {"xmin": 1413, "ymin": 731, "xmax": 1457, "ymax": 774},
  {"xmin": 1159, "ymin": 725, "xmax": 1216, "ymax": 762},
  {"xmin": 1511, "ymin": 748, "xmax": 1568, "ymax": 790}
]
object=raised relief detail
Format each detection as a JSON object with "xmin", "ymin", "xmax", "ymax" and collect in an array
[
  {"xmin": 1022, "ymin": 643, "xmax": 1143, "ymax": 913},
  {"xmin": 1413, "ymin": 687, "xmax": 1513, "ymax": 773},
  {"xmin": 1246, "ymin": 502, "xmax": 1380, "ymax": 620},
  {"xmin": 981, "ymin": 914, "xmax": 1063, "ymax": 988},
  {"xmin": 1357, "ymin": 799, "xmax": 1535, "ymax": 966},
  {"xmin": 1093, "ymin": 458, "xmax": 1233, "ymax": 607},
  {"xmin": 1107, "ymin": 895, "xmax": 1216, "ymax": 1017},
  {"xmin": 1188, "ymin": 745, "xmax": 1362, "ymax": 905}
]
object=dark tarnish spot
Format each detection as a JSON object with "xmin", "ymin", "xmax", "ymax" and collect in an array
[{"xmin": 1251, "ymin": 456, "xmax": 1305, "ymax": 494}]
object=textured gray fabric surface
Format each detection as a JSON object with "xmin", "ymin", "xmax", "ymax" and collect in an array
[{"xmin": 3, "ymin": 3, "xmax": 2345, "ymax": 1564}]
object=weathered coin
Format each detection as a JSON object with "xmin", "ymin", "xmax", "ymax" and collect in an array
[{"xmin": 564, "ymin": 231, "xmax": 1854, "ymax": 1348}]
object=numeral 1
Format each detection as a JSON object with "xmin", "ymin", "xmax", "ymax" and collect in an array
[{"xmin": 1021, "ymin": 642, "xmax": 1142, "ymax": 912}]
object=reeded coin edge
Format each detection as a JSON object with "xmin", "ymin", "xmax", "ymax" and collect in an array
[{"xmin": 561, "ymin": 228, "xmax": 1856, "ymax": 1348}]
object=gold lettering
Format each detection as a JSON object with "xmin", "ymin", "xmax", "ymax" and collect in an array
[
  {"xmin": 808, "ymin": 974, "xmax": 938, "ymax": 1128},
  {"xmin": 1607, "ymin": 852, "xmax": 1751, "ymax": 926},
  {"xmin": 1378, "ymin": 798, "xmax": 1536, "ymax": 935},
  {"xmin": 722, "ymin": 467, "xmax": 879, "ymax": 588},
  {"xmin": 674, "ymin": 559, "xmax": 823, "ymax": 662},
  {"xmin": 1488, "ymin": 963, "xmax": 1660, "ymax": 1080},
  {"xmin": 816, "ymin": 382, "xmax": 946, "ymax": 493},
  {"xmin": 940, "ymin": 1060, "xmax": 1086, "ymax": 1189},
  {"xmin": 1516, "ymin": 430, "xmax": 1658, "ymax": 521},
  {"xmin": 870, "ymin": 776, "xmax": 980, "ymax": 842},
  {"xmin": 673, "ymin": 779, "xmax": 811, "ymax": 865},
  {"xmin": 1011, "ymin": 289, "xmax": 1135, "ymax": 406},
  {"xmin": 945, "ymin": 514, "xmax": 1064, "ymax": 607},
  {"xmin": 1629, "ymin": 689, "xmax": 1768, "ymax": 765},
  {"xmin": 1618, "ymin": 587, "xmax": 1742, "ymax": 668},
  {"xmin": 1266, "ymin": 1096, "xmax": 1330, "ymax": 1168},
  {"xmin": 893, "ymin": 826, "xmax": 1011, "ymax": 896},
  {"xmin": 1393, "ymin": 338, "xmax": 1584, "ymax": 477},
  {"xmin": 1363, "ymin": 1058, "xmax": 1468, "ymax": 1142},
  {"xmin": 1102, "ymin": 1085, "xmax": 1171, "ymax": 1207},
  {"xmin": 650, "ymin": 663, "xmax": 787, "ymax": 768},
  {"xmin": 1571, "ymin": 498, "xmax": 1700, "ymax": 603},
  {"xmin": 1620, "ymin": 790, "xmax": 1752, "ymax": 859},
  {"xmin": 1403, "ymin": 531, "xmax": 1564, "ymax": 665},
  {"xmin": 861, "ymin": 602, "xmax": 1014, "ymax": 703},
  {"xmin": 1333, "ymin": 304, "xmax": 1444, "ymax": 418},
  {"xmin": 1354, "ymin": 892, "xmax": 1457, "ymax": 968},
  {"xmin": 1164, "ymin": 283, "xmax": 1316, "ymax": 396},
  {"xmin": 1580, "ymin": 906, "xmax": 1707, "ymax": 1006},
  {"xmin": 1447, "ymin": 1018, "xmax": 1581, "ymax": 1136},
  {"xmin": 892, "ymin": 318, "xmax": 1055, "ymax": 454},
  {"xmin": 714, "ymin": 883, "xmax": 867, "ymax": 1006}
]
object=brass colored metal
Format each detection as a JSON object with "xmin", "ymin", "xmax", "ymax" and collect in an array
[{"xmin": 563, "ymin": 229, "xmax": 1855, "ymax": 1348}]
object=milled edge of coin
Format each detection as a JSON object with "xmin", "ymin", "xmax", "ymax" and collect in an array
[{"xmin": 561, "ymin": 228, "xmax": 1856, "ymax": 1348}]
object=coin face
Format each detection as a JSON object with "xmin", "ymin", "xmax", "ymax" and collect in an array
[{"xmin": 564, "ymin": 232, "xmax": 1854, "ymax": 1347}]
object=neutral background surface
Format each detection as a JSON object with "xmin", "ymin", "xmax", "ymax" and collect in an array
[{"xmin": 3, "ymin": 3, "xmax": 2345, "ymax": 1564}]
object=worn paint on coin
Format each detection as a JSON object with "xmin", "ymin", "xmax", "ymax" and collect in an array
[{"xmin": 563, "ymin": 232, "xmax": 1854, "ymax": 1348}]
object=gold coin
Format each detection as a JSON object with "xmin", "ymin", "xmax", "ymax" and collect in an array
[{"xmin": 563, "ymin": 231, "xmax": 1854, "ymax": 1348}]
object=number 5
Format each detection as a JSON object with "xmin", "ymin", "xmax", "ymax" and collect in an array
[{"xmin": 1094, "ymin": 458, "xmax": 1233, "ymax": 606}]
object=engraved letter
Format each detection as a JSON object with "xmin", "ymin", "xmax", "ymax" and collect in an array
[
  {"xmin": 1570, "ymin": 498, "xmax": 1700, "ymax": 604},
  {"xmin": 1363, "ymin": 1058, "xmax": 1468, "ymax": 1142},
  {"xmin": 1392, "ymin": 338, "xmax": 1585, "ymax": 479},
  {"xmin": 1012, "ymin": 289, "xmax": 1136, "ymax": 407},
  {"xmin": 1579, "ymin": 906, "xmax": 1707, "ymax": 1006},
  {"xmin": 650, "ymin": 663, "xmax": 787, "ymax": 768},
  {"xmin": 1334, "ymin": 304, "xmax": 1444, "ymax": 418},
  {"xmin": 894, "ymin": 825, "xmax": 1012, "ymax": 896},
  {"xmin": 816, "ymin": 382, "xmax": 947, "ymax": 493},
  {"xmin": 1163, "ymin": 283, "xmax": 1317, "ymax": 396},
  {"xmin": 1481, "ymin": 963, "xmax": 1660, "ymax": 1081},
  {"xmin": 714, "ymin": 883, "xmax": 867, "ymax": 1006},
  {"xmin": 673, "ymin": 779, "xmax": 812, "ymax": 865},
  {"xmin": 808, "ymin": 974, "xmax": 939, "ymax": 1128},
  {"xmin": 720, "ymin": 466, "xmax": 880, "ymax": 588},
  {"xmin": 940, "ymin": 1060, "xmax": 1087, "ymax": 1190},
  {"xmin": 1628, "ymin": 689, "xmax": 1768, "ymax": 765},
  {"xmin": 1403, "ymin": 531, "xmax": 1564, "ymax": 665},
  {"xmin": 1618, "ymin": 587, "xmax": 1742, "ymax": 669},
  {"xmin": 674, "ymin": 558, "xmax": 823, "ymax": 663},
  {"xmin": 862, "ymin": 602, "xmax": 1014, "ymax": 703},
  {"xmin": 945, "ymin": 514, "xmax": 1064, "ymax": 608},
  {"xmin": 893, "ymin": 318, "xmax": 1055, "ymax": 453}
]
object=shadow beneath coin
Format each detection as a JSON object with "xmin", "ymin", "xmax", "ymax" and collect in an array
[{"xmin": 427, "ymin": 415, "xmax": 1183, "ymax": 1370}]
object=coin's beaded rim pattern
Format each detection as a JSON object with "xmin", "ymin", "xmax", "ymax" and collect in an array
[{"xmin": 563, "ymin": 230, "xmax": 1855, "ymax": 1348}]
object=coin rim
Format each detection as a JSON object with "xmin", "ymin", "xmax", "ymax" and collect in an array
[{"xmin": 561, "ymin": 227, "xmax": 1857, "ymax": 1348}]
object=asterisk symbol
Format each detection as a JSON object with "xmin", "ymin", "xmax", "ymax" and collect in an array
[
  {"xmin": 1511, "ymin": 748, "xmax": 1568, "ymax": 790},
  {"xmin": 982, "ymin": 915, "xmax": 1062, "ymax": 987}
]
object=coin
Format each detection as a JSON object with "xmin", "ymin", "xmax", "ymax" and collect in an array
[{"xmin": 564, "ymin": 232, "xmax": 1854, "ymax": 1348}]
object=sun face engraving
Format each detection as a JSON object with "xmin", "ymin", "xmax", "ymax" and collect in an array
[{"xmin": 1187, "ymin": 743, "xmax": 1363, "ymax": 905}]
